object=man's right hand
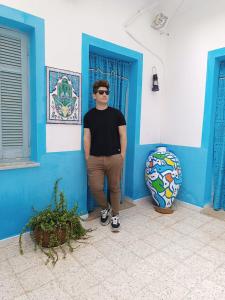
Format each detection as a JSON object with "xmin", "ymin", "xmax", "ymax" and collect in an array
[{"xmin": 84, "ymin": 128, "xmax": 91, "ymax": 163}]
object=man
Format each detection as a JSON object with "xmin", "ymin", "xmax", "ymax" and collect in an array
[{"xmin": 83, "ymin": 80, "xmax": 127, "ymax": 232}]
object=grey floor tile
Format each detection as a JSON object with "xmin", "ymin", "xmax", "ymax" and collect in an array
[
  {"xmin": 161, "ymin": 241, "xmax": 194, "ymax": 262},
  {"xmin": 144, "ymin": 232, "xmax": 171, "ymax": 250},
  {"xmin": 14, "ymin": 295, "xmax": 29, "ymax": 300},
  {"xmin": 189, "ymin": 228, "xmax": 218, "ymax": 244},
  {"xmin": 170, "ymin": 221, "xmax": 197, "ymax": 235},
  {"xmin": 0, "ymin": 274, "xmax": 25, "ymax": 299},
  {"xmin": 0, "ymin": 260, "xmax": 15, "ymax": 279},
  {"xmin": 2, "ymin": 199, "xmax": 225, "ymax": 300},
  {"xmin": 175, "ymin": 235, "xmax": 206, "ymax": 251},
  {"xmin": 126, "ymin": 259, "xmax": 162, "ymax": 287},
  {"xmin": 183, "ymin": 279, "xmax": 225, "ymax": 299},
  {"xmin": 57, "ymin": 268, "xmax": 99, "ymax": 297},
  {"xmin": 158, "ymin": 227, "xmax": 184, "ymax": 242},
  {"xmin": 145, "ymin": 250, "xmax": 180, "ymax": 273},
  {"xmin": 209, "ymin": 263, "xmax": 225, "ymax": 288},
  {"xmin": 8, "ymin": 251, "xmax": 44, "ymax": 274},
  {"xmin": 102, "ymin": 280, "xmax": 140, "ymax": 299},
  {"xmin": 209, "ymin": 237, "xmax": 225, "ymax": 252},
  {"xmin": 47, "ymin": 253, "xmax": 83, "ymax": 278},
  {"xmin": 84, "ymin": 257, "xmax": 120, "ymax": 280},
  {"xmin": 17, "ymin": 265, "xmax": 54, "ymax": 292},
  {"xmin": 182, "ymin": 254, "xmax": 217, "ymax": 276},
  {"xmin": 72, "ymin": 244, "xmax": 104, "ymax": 266},
  {"xmin": 135, "ymin": 286, "xmax": 160, "ymax": 299},
  {"xmin": 200, "ymin": 220, "xmax": 225, "ymax": 236},
  {"xmin": 196, "ymin": 244, "xmax": 225, "ymax": 267},
  {"xmin": 165, "ymin": 264, "xmax": 203, "ymax": 290},
  {"xmin": 26, "ymin": 281, "xmax": 72, "ymax": 300},
  {"xmin": 106, "ymin": 247, "xmax": 143, "ymax": 270},
  {"xmin": 0, "ymin": 235, "xmax": 18, "ymax": 248},
  {"xmin": 82, "ymin": 283, "xmax": 116, "ymax": 300},
  {"xmin": 148, "ymin": 274, "xmax": 191, "ymax": 299},
  {"xmin": 126, "ymin": 239, "xmax": 157, "ymax": 258}
]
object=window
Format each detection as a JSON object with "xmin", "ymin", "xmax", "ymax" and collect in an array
[{"xmin": 0, "ymin": 27, "xmax": 29, "ymax": 162}]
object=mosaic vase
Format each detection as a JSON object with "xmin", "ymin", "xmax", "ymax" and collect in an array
[{"xmin": 145, "ymin": 146, "xmax": 182, "ymax": 209}]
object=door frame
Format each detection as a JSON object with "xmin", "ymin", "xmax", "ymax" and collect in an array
[
  {"xmin": 81, "ymin": 33, "xmax": 143, "ymax": 208},
  {"xmin": 202, "ymin": 47, "xmax": 225, "ymax": 204}
]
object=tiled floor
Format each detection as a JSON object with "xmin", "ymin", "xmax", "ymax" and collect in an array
[{"xmin": 1, "ymin": 198, "xmax": 225, "ymax": 299}]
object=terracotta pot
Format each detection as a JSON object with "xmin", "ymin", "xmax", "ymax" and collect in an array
[{"xmin": 33, "ymin": 227, "xmax": 68, "ymax": 248}]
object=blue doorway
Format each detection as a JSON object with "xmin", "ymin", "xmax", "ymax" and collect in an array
[
  {"xmin": 202, "ymin": 47, "xmax": 225, "ymax": 207},
  {"xmin": 212, "ymin": 61, "xmax": 225, "ymax": 210},
  {"xmin": 82, "ymin": 33, "xmax": 143, "ymax": 214},
  {"xmin": 87, "ymin": 53, "xmax": 130, "ymax": 211}
]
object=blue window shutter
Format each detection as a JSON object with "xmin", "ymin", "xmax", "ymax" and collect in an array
[{"xmin": 0, "ymin": 28, "xmax": 29, "ymax": 161}]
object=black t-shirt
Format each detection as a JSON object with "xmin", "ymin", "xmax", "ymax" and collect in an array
[{"xmin": 84, "ymin": 106, "xmax": 126, "ymax": 156}]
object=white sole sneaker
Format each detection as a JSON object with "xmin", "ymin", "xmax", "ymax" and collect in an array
[
  {"xmin": 101, "ymin": 219, "xmax": 110, "ymax": 226},
  {"xmin": 111, "ymin": 215, "xmax": 120, "ymax": 232},
  {"xmin": 100, "ymin": 208, "xmax": 112, "ymax": 226},
  {"xmin": 111, "ymin": 226, "xmax": 120, "ymax": 232}
]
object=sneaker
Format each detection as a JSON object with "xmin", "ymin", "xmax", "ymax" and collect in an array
[
  {"xmin": 111, "ymin": 215, "xmax": 120, "ymax": 232},
  {"xmin": 100, "ymin": 207, "xmax": 111, "ymax": 226}
]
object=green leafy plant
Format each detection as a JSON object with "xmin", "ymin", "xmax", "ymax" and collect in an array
[{"xmin": 19, "ymin": 178, "xmax": 90, "ymax": 265}]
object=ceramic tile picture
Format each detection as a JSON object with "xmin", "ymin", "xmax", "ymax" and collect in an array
[{"xmin": 47, "ymin": 67, "xmax": 81, "ymax": 124}]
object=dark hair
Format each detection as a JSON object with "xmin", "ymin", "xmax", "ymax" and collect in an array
[{"xmin": 93, "ymin": 80, "xmax": 109, "ymax": 93}]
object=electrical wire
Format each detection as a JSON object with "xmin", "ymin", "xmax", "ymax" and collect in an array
[
  {"xmin": 124, "ymin": 29, "xmax": 165, "ymax": 68},
  {"xmin": 123, "ymin": 0, "xmax": 185, "ymax": 68}
]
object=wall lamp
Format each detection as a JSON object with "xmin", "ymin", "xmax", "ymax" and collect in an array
[{"xmin": 152, "ymin": 66, "xmax": 159, "ymax": 92}]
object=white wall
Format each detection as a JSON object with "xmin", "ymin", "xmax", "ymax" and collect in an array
[
  {"xmin": 162, "ymin": 0, "xmax": 225, "ymax": 147},
  {"xmin": 0, "ymin": 0, "xmax": 166, "ymax": 150},
  {"xmin": 126, "ymin": 1, "xmax": 167, "ymax": 144},
  {"xmin": 2, "ymin": 0, "xmax": 225, "ymax": 150}
]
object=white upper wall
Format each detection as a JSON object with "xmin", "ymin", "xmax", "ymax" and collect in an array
[
  {"xmin": 4, "ymin": 0, "xmax": 222, "ymax": 149},
  {"xmin": 161, "ymin": 0, "xmax": 225, "ymax": 147},
  {"xmin": 0, "ymin": 0, "xmax": 166, "ymax": 151}
]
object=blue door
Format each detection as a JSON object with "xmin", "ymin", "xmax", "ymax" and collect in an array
[
  {"xmin": 213, "ymin": 61, "xmax": 225, "ymax": 210},
  {"xmin": 87, "ymin": 52, "xmax": 130, "ymax": 212}
]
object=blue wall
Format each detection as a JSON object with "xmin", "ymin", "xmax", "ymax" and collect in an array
[
  {"xmin": 0, "ymin": 152, "xmax": 87, "ymax": 239},
  {"xmin": 162, "ymin": 145, "xmax": 209, "ymax": 207},
  {"xmin": 130, "ymin": 144, "xmax": 208, "ymax": 208}
]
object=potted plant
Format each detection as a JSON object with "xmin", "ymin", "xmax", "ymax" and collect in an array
[{"xmin": 19, "ymin": 178, "xmax": 90, "ymax": 265}]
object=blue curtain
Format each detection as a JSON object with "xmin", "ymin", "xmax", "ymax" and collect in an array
[
  {"xmin": 87, "ymin": 53, "xmax": 130, "ymax": 212},
  {"xmin": 213, "ymin": 61, "xmax": 225, "ymax": 210}
]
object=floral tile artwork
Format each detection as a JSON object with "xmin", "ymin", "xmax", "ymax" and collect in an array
[{"xmin": 47, "ymin": 67, "xmax": 81, "ymax": 124}]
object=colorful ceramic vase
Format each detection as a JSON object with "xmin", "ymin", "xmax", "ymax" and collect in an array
[{"xmin": 145, "ymin": 146, "xmax": 182, "ymax": 208}]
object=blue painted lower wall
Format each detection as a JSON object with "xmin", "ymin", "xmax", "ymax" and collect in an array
[
  {"xmin": 0, "ymin": 152, "xmax": 87, "ymax": 240},
  {"xmin": 131, "ymin": 144, "xmax": 211, "ymax": 209},
  {"xmin": 0, "ymin": 143, "xmax": 211, "ymax": 240},
  {"xmin": 130, "ymin": 144, "xmax": 158, "ymax": 200},
  {"xmin": 165, "ymin": 145, "xmax": 210, "ymax": 208}
]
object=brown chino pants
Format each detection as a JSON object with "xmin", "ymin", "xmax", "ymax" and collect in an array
[{"xmin": 86, "ymin": 154, "xmax": 124, "ymax": 215}]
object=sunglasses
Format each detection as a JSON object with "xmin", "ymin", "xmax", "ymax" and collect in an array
[{"xmin": 97, "ymin": 89, "xmax": 110, "ymax": 95}]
